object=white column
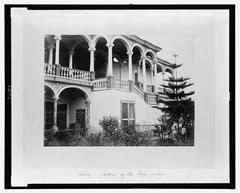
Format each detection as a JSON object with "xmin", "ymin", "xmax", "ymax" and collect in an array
[
  {"xmin": 154, "ymin": 63, "xmax": 158, "ymax": 93},
  {"xmin": 48, "ymin": 45, "xmax": 54, "ymax": 64},
  {"xmin": 54, "ymin": 35, "xmax": 61, "ymax": 65},
  {"xmin": 137, "ymin": 64, "xmax": 141, "ymax": 82},
  {"xmin": 151, "ymin": 66, "xmax": 154, "ymax": 85},
  {"xmin": 68, "ymin": 50, "xmax": 74, "ymax": 69},
  {"xmin": 162, "ymin": 72, "xmax": 165, "ymax": 85},
  {"xmin": 127, "ymin": 51, "xmax": 133, "ymax": 81},
  {"xmin": 142, "ymin": 57, "xmax": 147, "ymax": 92},
  {"xmin": 107, "ymin": 43, "xmax": 114, "ymax": 76},
  {"xmin": 89, "ymin": 48, "xmax": 96, "ymax": 72},
  {"xmin": 52, "ymin": 96, "xmax": 59, "ymax": 132}
]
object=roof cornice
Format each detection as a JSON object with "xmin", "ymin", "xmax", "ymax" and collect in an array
[{"xmin": 124, "ymin": 35, "xmax": 162, "ymax": 52}]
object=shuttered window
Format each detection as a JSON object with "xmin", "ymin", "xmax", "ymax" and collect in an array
[{"xmin": 121, "ymin": 102, "xmax": 135, "ymax": 127}]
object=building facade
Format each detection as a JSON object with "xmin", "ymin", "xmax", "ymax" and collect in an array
[{"xmin": 44, "ymin": 35, "xmax": 174, "ymax": 133}]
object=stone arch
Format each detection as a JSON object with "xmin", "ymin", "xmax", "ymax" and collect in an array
[
  {"xmin": 165, "ymin": 67, "xmax": 174, "ymax": 75},
  {"xmin": 111, "ymin": 36, "xmax": 131, "ymax": 52},
  {"xmin": 145, "ymin": 49, "xmax": 157, "ymax": 62},
  {"xmin": 92, "ymin": 35, "xmax": 109, "ymax": 48},
  {"xmin": 44, "ymin": 83, "xmax": 57, "ymax": 98},
  {"xmin": 145, "ymin": 58, "xmax": 153, "ymax": 69},
  {"xmin": 57, "ymin": 85, "xmax": 90, "ymax": 100},
  {"xmin": 131, "ymin": 43, "xmax": 144, "ymax": 57},
  {"xmin": 156, "ymin": 63, "xmax": 164, "ymax": 73},
  {"xmin": 71, "ymin": 35, "xmax": 92, "ymax": 52}
]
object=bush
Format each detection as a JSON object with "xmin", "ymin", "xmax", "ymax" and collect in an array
[
  {"xmin": 70, "ymin": 123, "xmax": 88, "ymax": 136},
  {"xmin": 99, "ymin": 116, "xmax": 119, "ymax": 136}
]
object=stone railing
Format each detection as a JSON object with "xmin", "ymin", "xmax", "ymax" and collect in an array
[
  {"xmin": 92, "ymin": 78, "xmax": 108, "ymax": 90},
  {"xmin": 45, "ymin": 63, "xmax": 57, "ymax": 76},
  {"xmin": 44, "ymin": 64, "xmax": 91, "ymax": 81},
  {"xmin": 133, "ymin": 84, "xmax": 145, "ymax": 100},
  {"xmin": 113, "ymin": 79, "xmax": 129, "ymax": 91},
  {"xmin": 136, "ymin": 81, "xmax": 143, "ymax": 91},
  {"xmin": 147, "ymin": 85, "xmax": 154, "ymax": 93},
  {"xmin": 144, "ymin": 93, "xmax": 157, "ymax": 105}
]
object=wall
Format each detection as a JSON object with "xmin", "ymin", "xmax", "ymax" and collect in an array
[{"xmin": 89, "ymin": 89, "xmax": 162, "ymax": 133}]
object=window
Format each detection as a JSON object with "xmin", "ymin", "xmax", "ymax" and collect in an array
[{"xmin": 121, "ymin": 102, "xmax": 135, "ymax": 128}]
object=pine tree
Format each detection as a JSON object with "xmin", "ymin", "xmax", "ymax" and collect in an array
[{"xmin": 154, "ymin": 55, "xmax": 194, "ymax": 144}]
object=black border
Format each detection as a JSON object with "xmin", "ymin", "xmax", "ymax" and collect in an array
[{"xmin": 5, "ymin": 4, "xmax": 235, "ymax": 189}]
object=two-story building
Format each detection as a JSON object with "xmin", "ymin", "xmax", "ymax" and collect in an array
[{"xmin": 44, "ymin": 35, "xmax": 174, "ymax": 133}]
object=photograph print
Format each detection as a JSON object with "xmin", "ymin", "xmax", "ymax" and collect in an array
[{"xmin": 44, "ymin": 33, "xmax": 195, "ymax": 147}]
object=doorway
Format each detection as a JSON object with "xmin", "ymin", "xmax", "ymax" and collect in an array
[
  {"xmin": 76, "ymin": 109, "xmax": 86, "ymax": 128},
  {"xmin": 57, "ymin": 104, "xmax": 67, "ymax": 130}
]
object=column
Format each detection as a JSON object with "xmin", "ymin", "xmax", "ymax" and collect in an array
[
  {"xmin": 106, "ymin": 43, "xmax": 114, "ymax": 88},
  {"xmin": 150, "ymin": 66, "xmax": 154, "ymax": 93},
  {"xmin": 142, "ymin": 56, "xmax": 147, "ymax": 92},
  {"xmin": 52, "ymin": 96, "xmax": 59, "ymax": 133},
  {"xmin": 151, "ymin": 66, "xmax": 154, "ymax": 85},
  {"xmin": 68, "ymin": 50, "xmax": 74, "ymax": 69},
  {"xmin": 162, "ymin": 72, "xmax": 165, "ymax": 86},
  {"xmin": 48, "ymin": 45, "xmax": 54, "ymax": 64},
  {"xmin": 127, "ymin": 51, "xmax": 133, "ymax": 91},
  {"xmin": 85, "ymin": 100, "xmax": 91, "ymax": 134},
  {"xmin": 127, "ymin": 51, "xmax": 133, "ymax": 81},
  {"xmin": 89, "ymin": 48, "xmax": 96, "ymax": 80},
  {"xmin": 107, "ymin": 43, "xmax": 114, "ymax": 76},
  {"xmin": 154, "ymin": 63, "xmax": 158, "ymax": 93},
  {"xmin": 54, "ymin": 35, "xmax": 61, "ymax": 65},
  {"xmin": 89, "ymin": 48, "xmax": 95, "ymax": 72},
  {"xmin": 137, "ymin": 64, "xmax": 141, "ymax": 82}
]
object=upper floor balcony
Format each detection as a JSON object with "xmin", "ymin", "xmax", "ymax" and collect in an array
[
  {"xmin": 44, "ymin": 63, "xmax": 157, "ymax": 105},
  {"xmin": 44, "ymin": 34, "xmax": 174, "ymax": 106}
]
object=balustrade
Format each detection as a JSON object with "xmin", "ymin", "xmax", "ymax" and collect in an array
[
  {"xmin": 113, "ymin": 79, "xmax": 129, "ymax": 91},
  {"xmin": 92, "ymin": 78, "xmax": 108, "ymax": 90},
  {"xmin": 147, "ymin": 85, "xmax": 154, "ymax": 93},
  {"xmin": 44, "ymin": 64, "xmax": 91, "ymax": 81}
]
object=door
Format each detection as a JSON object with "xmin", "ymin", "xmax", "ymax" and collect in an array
[
  {"xmin": 57, "ymin": 104, "xmax": 67, "ymax": 130},
  {"xmin": 44, "ymin": 101, "xmax": 53, "ymax": 129},
  {"xmin": 76, "ymin": 109, "xmax": 85, "ymax": 128}
]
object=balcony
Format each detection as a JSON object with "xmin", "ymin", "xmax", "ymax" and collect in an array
[
  {"xmin": 92, "ymin": 78, "xmax": 129, "ymax": 92},
  {"xmin": 44, "ymin": 64, "xmax": 157, "ymax": 105},
  {"xmin": 44, "ymin": 64, "xmax": 92, "ymax": 86}
]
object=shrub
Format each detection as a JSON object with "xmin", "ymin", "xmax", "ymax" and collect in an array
[
  {"xmin": 87, "ymin": 133, "xmax": 103, "ymax": 146},
  {"xmin": 122, "ymin": 125, "xmax": 154, "ymax": 146},
  {"xmin": 99, "ymin": 116, "xmax": 119, "ymax": 137},
  {"xmin": 70, "ymin": 123, "xmax": 88, "ymax": 136}
]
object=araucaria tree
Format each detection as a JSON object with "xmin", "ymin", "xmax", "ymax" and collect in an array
[{"xmin": 154, "ymin": 56, "xmax": 194, "ymax": 144}]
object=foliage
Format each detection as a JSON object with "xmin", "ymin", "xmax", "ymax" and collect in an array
[
  {"xmin": 99, "ymin": 116, "xmax": 120, "ymax": 137},
  {"xmin": 70, "ymin": 123, "xmax": 88, "ymax": 136},
  {"xmin": 44, "ymin": 124, "xmax": 155, "ymax": 146},
  {"xmin": 154, "ymin": 61, "xmax": 195, "ymax": 144}
]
